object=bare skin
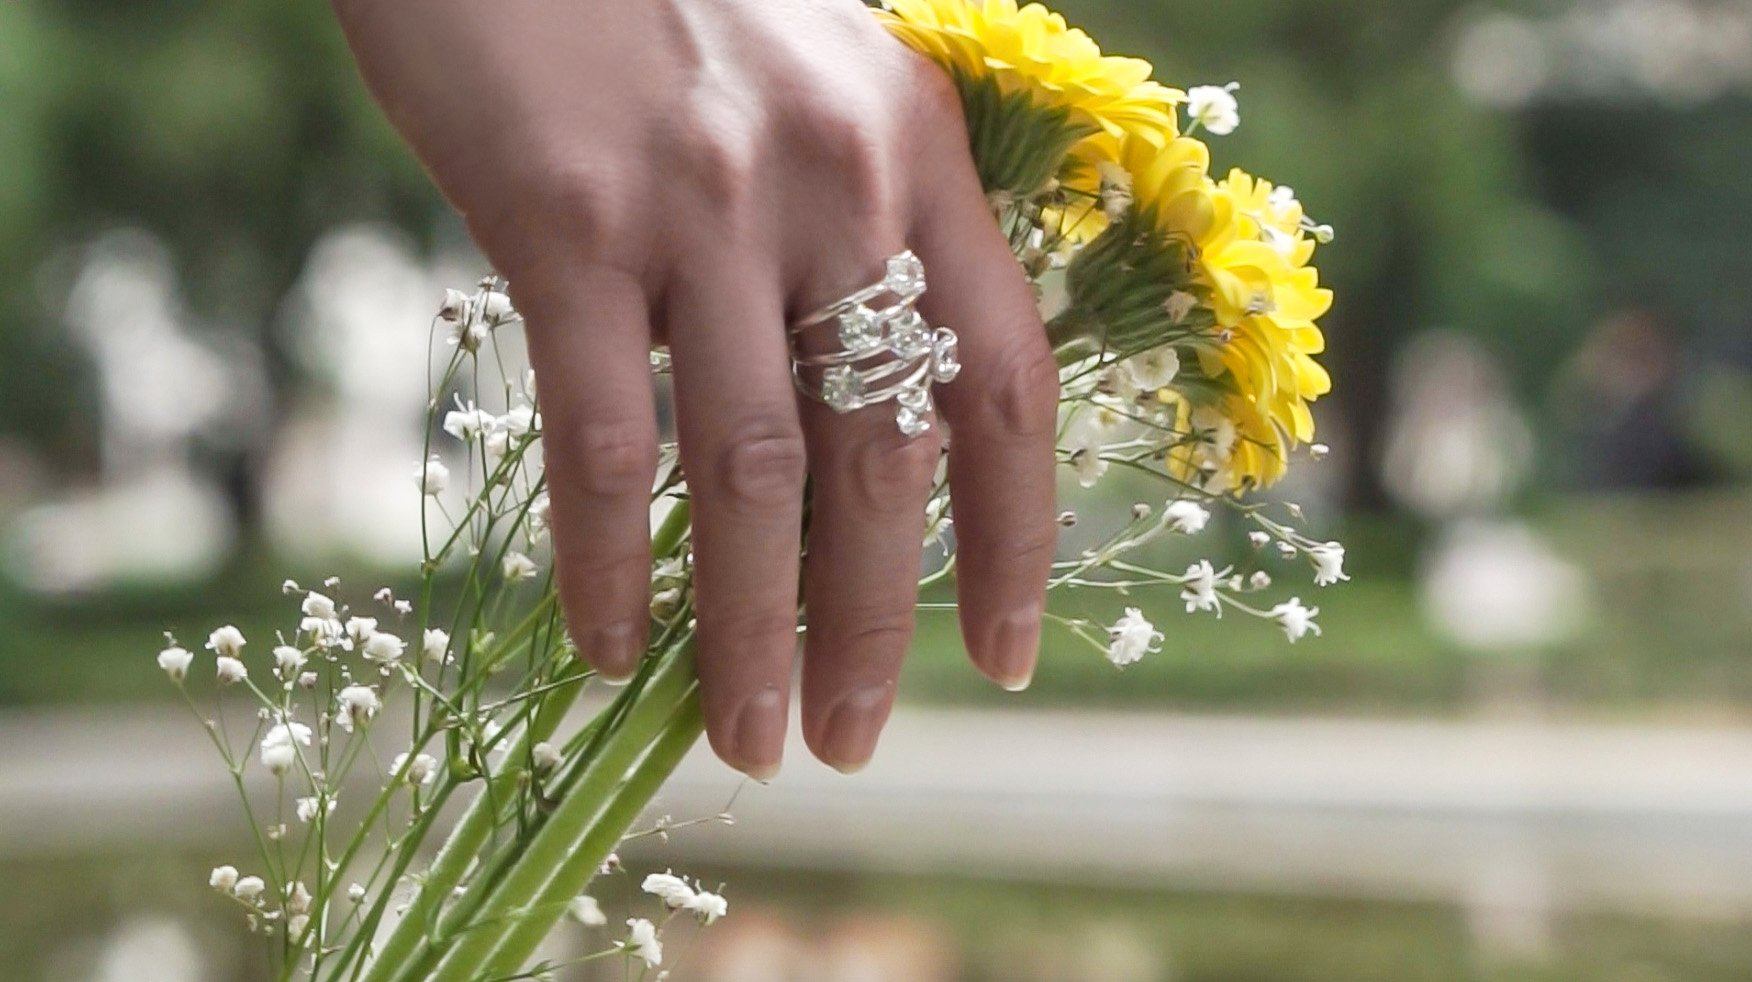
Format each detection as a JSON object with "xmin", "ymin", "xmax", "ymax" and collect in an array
[{"xmin": 331, "ymin": 0, "xmax": 1058, "ymax": 778}]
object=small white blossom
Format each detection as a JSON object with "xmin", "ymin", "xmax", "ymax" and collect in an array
[
  {"xmin": 502, "ymin": 551, "xmax": 539, "ymax": 582},
  {"xmin": 1180, "ymin": 560, "xmax": 1222, "ymax": 616},
  {"xmin": 280, "ymin": 579, "xmax": 300, "ymax": 594},
  {"xmin": 480, "ymin": 290, "xmax": 517, "ymax": 324},
  {"xmin": 567, "ymin": 895, "xmax": 607, "ymax": 927},
  {"xmin": 1249, "ymin": 570, "xmax": 1273, "ymax": 589},
  {"xmin": 362, "ymin": 631, "xmax": 407, "ymax": 664},
  {"xmin": 442, "ymin": 400, "xmax": 492, "ymax": 442},
  {"xmin": 287, "ymin": 914, "xmax": 310, "ymax": 938},
  {"xmin": 1187, "ymin": 82, "xmax": 1240, "ymax": 135},
  {"xmin": 232, "ymin": 876, "xmax": 266, "ymax": 901},
  {"xmin": 344, "ymin": 617, "xmax": 378, "ymax": 645},
  {"xmin": 1309, "ymin": 542, "xmax": 1350, "ymax": 586},
  {"xmin": 264, "ymin": 720, "xmax": 313, "ymax": 749},
  {"xmin": 532, "ymin": 741, "xmax": 563, "ymax": 771},
  {"xmin": 496, "ymin": 403, "xmax": 539, "ymax": 438},
  {"xmin": 393, "ymin": 599, "xmax": 413, "ymax": 615},
  {"xmin": 686, "ymin": 890, "xmax": 729, "ymax": 925},
  {"xmin": 415, "ymin": 455, "xmax": 450, "ymax": 496},
  {"xmin": 391, "ymin": 751, "xmax": 437, "ymax": 786},
  {"xmin": 297, "ymin": 671, "xmax": 318, "ymax": 689},
  {"xmin": 1163, "ymin": 290, "xmax": 1198, "ymax": 324},
  {"xmin": 206, "ymin": 625, "xmax": 246, "ymax": 658},
  {"xmin": 1124, "ymin": 347, "xmax": 1180, "ymax": 391},
  {"xmin": 295, "ymin": 795, "xmax": 333, "ymax": 824},
  {"xmin": 347, "ymin": 883, "xmax": 367, "ymax": 903},
  {"xmin": 421, "ymin": 628, "xmax": 450, "ymax": 664},
  {"xmin": 209, "ymin": 865, "xmax": 239, "ymax": 891},
  {"xmin": 641, "ymin": 872, "xmax": 696, "ymax": 909},
  {"xmin": 1106, "ymin": 608, "xmax": 1164, "ymax": 667},
  {"xmin": 1248, "ymin": 531, "xmax": 1271, "ymax": 548},
  {"xmin": 260, "ymin": 739, "xmax": 297, "ymax": 776},
  {"xmin": 527, "ymin": 493, "xmax": 552, "ymax": 540},
  {"xmin": 301, "ymin": 592, "xmax": 336, "ymax": 621},
  {"xmin": 273, "ymin": 645, "xmax": 307, "ymax": 675},
  {"xmin": 302, "ymin": 616, "xmax": 347, "ymax": 649},
  {"xmin": 1163, "ymin": 500, "xmax": 1210, "ymax": 534},
  {"xmin": 438, "ymin": 288, "xmax": 469, "ymax": 322},
  {"xmin": 1310, "ymin": 442, "xmax": 1330, "ymax": 459},
  {"xmin": 1269, "ymin": 597, "xmax": 1322, "ymax": 642},
  {"xmin": 157, "ymin": 645, "xmax": 194, "ymax": 682},
  {"xmin": 215, "ymin": 656, "xmax": 248, "ymax": 686},
  {"xmin": 285, "ymin": 881, "xmax": 312, "ymax": 915},
  {"xmin": 623, "ymin": 918, "xmax": 662, "ymax": 969},
  {"xmin": 335, "ymin": 685, "xmax": 381, "ymax": 732}
]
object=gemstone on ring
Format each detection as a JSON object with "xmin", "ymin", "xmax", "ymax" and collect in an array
[
  {"xmin": 836, "ymin": 305, "xmax": 884, "ymax": 350},
  {"xmin": 929, "ymin": 327, "xmax": 961, "ymax": 384},
  {"xmin": 885, "ymin": 252, "xmax": 927, "ymax": 300},
  {"xmin": 822, "ymin": 365, "xmax": 866, "ymax": 412},
  {"xmin": 889, "ymin": 309, "xmax": 933, "ymax": 360},
  {"xmin": 894, "ymin": 385, "xmax": 933, "ymax": 438}
]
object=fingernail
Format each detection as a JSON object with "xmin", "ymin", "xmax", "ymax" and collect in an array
[
  {"xmin": 729, "ymin": 687, "xmax": 786, "ymax": 782},
  {"xmin": 818, "ymin": 684, "xmax": 894, "ymax": 774},
  {"xmin": 585, "ymin": 620, "xmax": 642, "ymax": 682},
  {"xmin": 985, "ymin": 605, "xmax": 1041, "ymax": 691}
]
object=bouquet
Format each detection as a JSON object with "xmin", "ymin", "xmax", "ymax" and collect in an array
[{"xmin": 159, "ymin": 1, "xmax": 1343, "ymax": 977}]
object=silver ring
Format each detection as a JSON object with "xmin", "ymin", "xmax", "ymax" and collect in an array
[{"xmin": 789, "ymin": 251, "xmax": 961, "ymax": 439}]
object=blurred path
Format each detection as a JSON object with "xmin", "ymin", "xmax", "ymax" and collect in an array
[{"xmin": 7, "ymin": 705, "xmax": 1752, "ymax": 916}]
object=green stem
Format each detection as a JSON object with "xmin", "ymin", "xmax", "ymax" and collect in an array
[
  {"xmin": 354, "ymin": 675, "xmax": 586, "ymax": 982},
  {"xmin": 477, "ymin": 694, "xmax": 704, "ymax": 978},
  {"xmin": 419, "ymin": 643, "xmax": 699, "ymax": 981}
]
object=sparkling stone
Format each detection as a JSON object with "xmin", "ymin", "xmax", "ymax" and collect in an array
[
  {"xmin": 895, "ymin": 404, "xmax": 932, "ymax": 438},
  {"xmin": 884, "ymin": 252, "xmax": 927, "ymax": 300},
  {"xmin": 822, "ymin": 365, "xmax": 864, "ymax": 412},
  {"xmin": 888, "ymin": 310, "xmax": 933, "ymax": 360},
  {"xmin": 836, "ymin": 305, "xmax": 883, "ymax": 350},
  {"xmin": 929, "ymin": 327, "xmax": 961, "ymax": 383}
]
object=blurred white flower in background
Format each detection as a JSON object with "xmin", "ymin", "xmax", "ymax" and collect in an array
[
  {"xmin": 1422, "ymin": 519, "xmax": 1589, "ymax": 652},
  {"xmin": 1186, "ymin": 83, "xmax": 1240, "ymax": 134}
]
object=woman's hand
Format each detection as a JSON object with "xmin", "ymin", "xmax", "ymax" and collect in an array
[{"xmin": 331, "ymin": 0, "xmax": 1058, "ymax": 778}]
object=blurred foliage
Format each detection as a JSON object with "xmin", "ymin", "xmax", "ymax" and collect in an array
[{"xmin": 2, "ymin": 0, "xmax": 1747, "ymax": 492}]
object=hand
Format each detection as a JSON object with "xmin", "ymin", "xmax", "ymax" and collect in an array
[{"xmin": 331, "ymin": 0, "xmax": 1058, "ymax": 778}]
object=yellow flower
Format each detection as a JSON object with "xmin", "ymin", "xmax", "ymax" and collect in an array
[
  {"xmin": 1158, "ymin": 391, "xmax": 1292, "ymax": 494},
  {"xmin": 881, "ymin": 0, "xmax": 1182, "ymax": 195},
  {"xmin": 1193, "ymin": 169, "xmax": 1332, "ymax": 445}
]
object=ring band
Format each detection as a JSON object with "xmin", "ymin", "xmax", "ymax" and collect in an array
[{"xmin": 788, "ymin": 251, "xmax": 960, "ymax": 438}]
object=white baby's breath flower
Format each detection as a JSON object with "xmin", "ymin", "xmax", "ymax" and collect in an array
[
  {"xmin": 287, "ymin": 913, "xmax": 310, "ymax": 939},
  {"xmin": 1248, "ymin": 530, "xmax": 1271, "ymax": 548},
  {"xmin": 1309, "ymin": 542, "xmax": 1350, "ymax": 586},
  {"xmin": 1249, "ymin": 570, "xmax": 1273, "ymax": 589},
  {"xmin": 280, "ymin": 579, "xmax": 301, "ymax": 594},
  {"xmin": 232, "ymin": 876, "xmax": 266, "ymax": 901},
  {"xmin": 437, "ymin": 287, "xmax": 469, "ymax": 323},
  {"xmin": 215, "ymin": 656, "xmax": 247, "ymax": 686},
  {"xmin": 442, "ymin": 400, "xmax": 491, "ymax": 442},
  {"xmin": 285, "ymin": 881, "xmax": 313, "ymax": 915},
  {"xmin": 391, "ymin": 751, "xmax": 437, "ymax": 786},
  {"xmin": 345, "ymin": 617, "xmax": 378, "ymax": 645},
  {"xmin": 1163, "ymin": 290, "xmax": 1198, "ymax": 324},
  {"xmin": 393, "ymin": 599, "xmax": 413, "ymax": 615},
  {"xmin": 1124, "ymin": 347, "xmax": 1180, "ymax": 391},
  {"xmin": 347, "ymin": 883, "xmax": 367, "ymax": 903},
  {"xmin": 567, "ymin": 895, "xmax": 608, "ymax": 927},
  {"xmin": 416, "ymin": 456, "xmax": 450, "ymax": 496},
  {"xmin": 641, "ymin": 872, "xmax": 696, "ymax": 909},
  {"xmin": 264, "ymin": 720, "xmax": 312, "ymax": 749},
  {"xmin": 301, "ymin": 592, "xmax": 336, "ymax": 621},
  {"xmin": 421, "ymin": 628, "xmax": 450, "ymax": 664},
  {"xmin": 1269, "ymin": 597, "xmax": 1322, "ymax": 642},
  {"xmin": 260, "ymin": 739, "xmax": 297, "ymax": 776},
  {"xmin": 622, "ymin": 918, "xmax": 662, "ymax": 969},
  {"xmin": 297, "ymin": 671, "xmax": 318, "ymax": 689},
  {"xmin": 1187, "ymin": 82, "xmax": 1240, "ymax": 135},
  {"xmin": 686, "ymin": 890, "xmax": 729, "ymax": 925},
  {"xmin": 295, "ymin": 795, "xmax": 333, "ymax": 824},
  {"xmin": 1106, "ymin": 608, "xmax": 1164, "ymax": 667},
  {"xmin": 209, "ymin": 865, "xmax": 239, "ymax": 891},
  {"xmin": 362, "ymin": 631, "xmax": 407, "ymax": 664},
  {"xmin": 157, "ymin": 645, "xmax": 194, "ymax": 682},
  {"xmin": 532, "ymin": 741, "xmax": 563, "ymax": 771},
  {"xmin": 496, "ymin": 403, "xmax": 539, "ymax": 438},
  {"xmin": 206, "ymin": 625, "xmax": 245, "ymax": 658},
  {"xmin": 1180, "ymin": 560, "xmax": 1222, "ymax": 616},
  {"xmin": 527, "ymin": 493, "xmax": 552, "ymax": 540},
  {"xmin": 502, "ymin": 551, "xmax": 539, "ymax": 582},
  {"xmin": 480, "ymin": 289, "xmax": 517, "ymax": 324},
  {"xmin": 335, "ymin": 685, "xmax": 381, "ymax": 732},
  {"xmin": 302, "ymin": 616, "xmax": 347, "ymax": 649},
  {"xmin": 1163, "ymin": 499, "xmax": 1210, "ymax": 534},
  {"xmin": 273, "ymin": 645, "xmax": 307, "ymax": 675}
]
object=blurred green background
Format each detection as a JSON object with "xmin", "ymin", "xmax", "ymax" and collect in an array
[{"xmin": 1, "ymin": 0, "xmax": 1749, "ymax": 980}]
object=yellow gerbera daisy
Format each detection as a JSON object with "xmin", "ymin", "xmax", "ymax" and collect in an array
[{"xmin": 880, "ymin": 0, "xmax": 1183, "ymax": 195}]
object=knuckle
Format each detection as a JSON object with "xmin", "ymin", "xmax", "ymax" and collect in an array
[
  {"xmin": 712, "ymin": 422, "xmax": 807, "ymax": 510},
  {"xmin": 983, "ymin": 343, "xmax": 1060, "ymax": 436},
  {"xmin": 819, "ymin": 608, "xmax": 914, "ymax": 657},
  {"xmin": 664, "ymin": 120, "xmax": 761, "ymax": 215},
  {"xmin": 702, "ymin": 606, "xmax": 800, "ymax": 650},
  {"xmin": 852, "ymin": 428, "xmax": 941, "ymax": 514},
  {"xmin": 558, "ymin": 417, "xmax": 657, "ymax": 498},
  {"xmin": 480, "ymin": 153, "xmax": 628, "ymax": 263},
  {"xmin": 788, "ymin": 104, "xmax": 896, "ymax": 216}
]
